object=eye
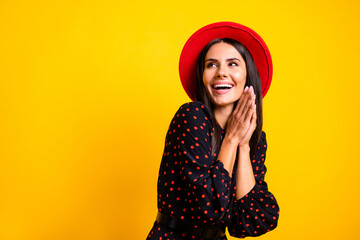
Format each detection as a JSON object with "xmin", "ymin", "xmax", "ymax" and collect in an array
[
  {"xmin": 229, "ymin": 62, "xmax": 238, "ymax": 67},
  {"xmin": 206, "ymin": 62, "xmax": 217, "ymax": 68}
]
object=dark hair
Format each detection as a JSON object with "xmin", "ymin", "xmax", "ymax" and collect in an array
[{"xmin": 195, "ymin": 38, "xmax": 263, "ymax": 158}]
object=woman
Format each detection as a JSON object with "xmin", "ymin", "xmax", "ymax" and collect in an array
[{"xmin": 147, "ymin": 22, "xmax": 279, "ymax": 239}]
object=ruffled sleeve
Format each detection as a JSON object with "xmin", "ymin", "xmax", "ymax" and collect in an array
[
  {"xmin": 166, "ymin": 101, "xmax": 233, "ymax": 226},
  {"xmin": 228, "ymin": 131, "xmax": 280, "ymax": 237}
]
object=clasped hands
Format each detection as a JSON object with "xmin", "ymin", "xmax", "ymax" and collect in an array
[{"xmin": 225, "ymin": 86, "xmax": 257, "ymax": 148}]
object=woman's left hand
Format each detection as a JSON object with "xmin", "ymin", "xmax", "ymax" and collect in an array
[{"xmin": 239, "ymin": 104, "xmax": 257, "ymax": 148}]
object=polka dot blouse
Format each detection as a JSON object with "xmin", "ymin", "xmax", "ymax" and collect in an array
[{"xmin": 147, "ymin": 101, "xmax": 279, "ymax": 239}]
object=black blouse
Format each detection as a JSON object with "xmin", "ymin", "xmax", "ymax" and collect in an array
[{"xmin": 147, "ymin": 101, "xmax": 279, "ymax": 239}]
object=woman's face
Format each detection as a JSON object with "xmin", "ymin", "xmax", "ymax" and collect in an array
[{"xmin": 202, "ymin": 41, "xmax": 247, "ymax": 109}]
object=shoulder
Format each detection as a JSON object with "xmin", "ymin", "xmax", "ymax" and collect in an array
[
  {"xmin": 177, "ymin": 101, "xmax": 211, "ymax": 114},
  {"xmin": 174, "ymin": 101, "xmax": 213, "ymax": 123},
  {"xmin": 168, "ymin": 101, "xmax": 214, "ymax": 137}
]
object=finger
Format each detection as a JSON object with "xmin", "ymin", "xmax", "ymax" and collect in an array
[
  {"xmin": 233, "ymin": 86, "xmax": 249, "ymax": 114},
  {"xmin": 241, "ymin": 90, "xmax": 255, "ymax": 118},
  {"xmin": 244, "ymin": 109, "xmax": 257, "ymax": 139},
  {"xmin": 238, "ymin": 86, "xmax": 253, "ymax": 116},
  {"xmin": 250, "ymin": 106, "xmax": 257, "ymax": 126},
  {"xmin": 244, "ymin": 100, "xmax": 256, "ymax": 123},
  {"xmin": 239, "ymin": 110, "xmax": 256, "ymax": 146}
]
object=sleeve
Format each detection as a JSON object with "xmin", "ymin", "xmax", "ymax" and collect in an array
[
  {"xmin": 167, "ymin": 102, "xmax": 233, "ymax": 225},
  {"xmin": 228, "ymin": 131, "xmax": 280, "ymax": 238}
]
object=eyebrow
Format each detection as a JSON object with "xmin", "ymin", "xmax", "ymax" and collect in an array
[{"xmin": 205, "ymin": 58, "xmax": 241, "ymax": 62}]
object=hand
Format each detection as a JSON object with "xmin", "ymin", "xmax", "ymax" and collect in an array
[
  {"xmin": 225, "ymin": 86, "xmax": 257, "ymax": 145},
  {"xmin": 239, "ymin": 102, "xmax": 257, "ymax": 147}
]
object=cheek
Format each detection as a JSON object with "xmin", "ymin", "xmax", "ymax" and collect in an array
[
  {"xmin": 236, "ymin": 87, "xmax": 244, "ymax": 98},
  {"xmin": 233, "ymin": 71, "xmax": 247, "ymax": 83},
  {"xmin": 234, "ymin": 72, "xmax": 247, "ymax": 97},
  {"xmin": 202, "ymin": 71, "xmax": 212, "ymax": 86}
]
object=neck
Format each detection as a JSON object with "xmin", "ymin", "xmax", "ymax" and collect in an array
[{"xmin": 213, "ymin": 104, "xmax": 234, "ymax": 130}]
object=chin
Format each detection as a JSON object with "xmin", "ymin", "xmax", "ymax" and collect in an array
[{"xmin": 211, "ymin": 98, "xmax": 237, "ymax": 108}]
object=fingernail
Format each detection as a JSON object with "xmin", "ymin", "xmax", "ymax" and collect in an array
[{"xmin": 244, "ymin": 86, "xmax": 249, "ymax": 92}]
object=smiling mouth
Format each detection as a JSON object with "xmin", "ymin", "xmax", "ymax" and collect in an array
[{"xmin": 213, "ymin": 84, "xmax": 234, "ymax": 90}]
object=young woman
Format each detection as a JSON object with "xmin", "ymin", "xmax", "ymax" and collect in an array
[{"xmin": 147, "ymin": 22, "xmax": 279, "ymax": 240}]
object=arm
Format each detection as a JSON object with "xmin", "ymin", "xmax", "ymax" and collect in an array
[
  {"xmin": 228, "ymin": 132, "xmax": 280, "ymax": 238},
  {"xmin": 235, "ymin": 144, "xmax": 256, "ymax": 200},
  {"xmin": 169, "ymin": 102, "xmax": 233, "ymax": 225},
  {"xmin": 235, "ymin": 92, "xmax": 257, "ymax": 200},
  {"xmin": 218, "ymin": 139, "xmax": 256, "ymax": 200},
  {"xmin": 217, "ymin": 85, "xmax": 256, "ymax": 177}
]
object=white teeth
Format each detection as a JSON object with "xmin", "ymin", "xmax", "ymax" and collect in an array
[{"xmin": 214, "ymin": 84, "xmax": 233, "ymax": 89}]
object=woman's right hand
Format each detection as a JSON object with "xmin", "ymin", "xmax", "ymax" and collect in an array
[{"xmin": 225, "ymin": 86, "xmax": 256, "ymax": 145}]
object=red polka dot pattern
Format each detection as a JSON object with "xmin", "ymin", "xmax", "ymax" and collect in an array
[{"xmin": 147, "ymin": 101, "xmax": 279, "ymax": 240}]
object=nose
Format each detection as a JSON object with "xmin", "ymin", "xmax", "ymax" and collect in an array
[{"xmin": 216, "ymin": 66, "xmax": 228, "ymax": 78}]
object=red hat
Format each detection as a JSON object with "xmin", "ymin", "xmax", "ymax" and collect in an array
[{"xmin": 179, "ymin": 22, "xmax": 273, "ymax": 100}]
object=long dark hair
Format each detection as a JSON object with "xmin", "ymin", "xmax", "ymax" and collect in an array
[{"xmin": 195, "ymin": 38, "xmax": 263, "ymax": 158}]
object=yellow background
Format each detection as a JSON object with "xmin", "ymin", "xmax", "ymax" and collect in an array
[{"xmin": 1, "ymin": 0, "xmax": 359, "ymax": 239}]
